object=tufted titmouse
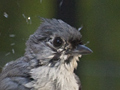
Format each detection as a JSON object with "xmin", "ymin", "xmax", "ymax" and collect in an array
[{"xmin": 0, "ymin": 18, "xmax": 92, "ymax": 90}]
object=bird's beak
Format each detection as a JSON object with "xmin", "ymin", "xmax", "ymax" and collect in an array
[{"xmin": 72, "ymin": 45, "xmax": 93, "ymax": 55}]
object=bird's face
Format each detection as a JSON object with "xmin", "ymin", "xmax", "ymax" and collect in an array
[{"xmin": 26, "ymin": 18, "xmax": 92, "ymax": 71}]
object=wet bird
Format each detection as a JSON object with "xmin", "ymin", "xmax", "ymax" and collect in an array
[{"xmin": 0, "ymin": 18, "xmax": 92, "ymax": 90}]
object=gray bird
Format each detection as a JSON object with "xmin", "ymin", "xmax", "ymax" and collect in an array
[{"xmin": 0, "ymin": 18, "xmax": 92, "ymax": 90}]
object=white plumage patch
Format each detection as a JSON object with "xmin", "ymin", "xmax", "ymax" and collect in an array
[{"xmin": 25, "ymin": 55, "xmax": 80, "ymax": 90}]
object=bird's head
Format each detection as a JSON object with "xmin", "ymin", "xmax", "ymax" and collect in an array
[{"xmin": 25, "ymin": 18, "xmax": 92, "ymax": 71}]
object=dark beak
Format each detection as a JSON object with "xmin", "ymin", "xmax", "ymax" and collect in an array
[{"xmin": 72, "ymin": 45, "xmax": 93, "ymax": 55}]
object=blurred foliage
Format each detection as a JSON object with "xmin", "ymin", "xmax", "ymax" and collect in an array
[
  {"xmin": 76, "ymin": 0, "xmax": 120, "ymax": 90},
  {"xmin": 0, "ymin": 0, "xmax": 120, "ymax": 90}
]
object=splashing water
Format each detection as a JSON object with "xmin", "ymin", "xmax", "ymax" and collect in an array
[{"xmin": 22, "ymin": 14, "xmax": 32, "ymax": 24}]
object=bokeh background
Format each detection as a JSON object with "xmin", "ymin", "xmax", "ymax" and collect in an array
[{"xmin": 0, "ymin": 0, "xmax": 120, "ymax": 90}]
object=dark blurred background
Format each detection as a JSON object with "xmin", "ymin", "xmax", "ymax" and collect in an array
[{"xmin": 0, "ymin": 0, "xmax": 120, "ymax": 90}]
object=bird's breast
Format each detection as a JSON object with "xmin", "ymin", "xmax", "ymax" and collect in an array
[{"xmin": 25, "ymin": 65, "xmax": 79, "ymax": 90}]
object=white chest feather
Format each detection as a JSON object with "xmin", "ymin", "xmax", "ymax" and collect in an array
[{"xmin": 25, "ymin": 64, "xmax": 79, "ymax": 90}]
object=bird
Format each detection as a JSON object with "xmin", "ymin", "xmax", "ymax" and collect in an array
[{"xmin": 0, "ymin": 18, "xmax": 92, "ymax": 90}]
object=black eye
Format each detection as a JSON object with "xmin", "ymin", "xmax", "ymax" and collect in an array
[{"xmin": 53, "ymin": 37, "xmax": 63, "ymax": 48}]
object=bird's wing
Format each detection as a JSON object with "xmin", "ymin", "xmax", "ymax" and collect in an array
[
  {"xmin": 0, "ymin": 76, "xmax": 30, "ymax": 90},
  {"xmin": 0, "ymin": 57, "xmax": 33, "ymax": 90}
]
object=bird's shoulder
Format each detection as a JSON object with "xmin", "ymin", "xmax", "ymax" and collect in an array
[{"xmin": 0, "ymin": 56, "xmax": 36, "ymax": 90}]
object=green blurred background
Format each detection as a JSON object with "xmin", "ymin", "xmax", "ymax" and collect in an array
[{"xmin": 0, "ymin": 0, "xmax": 120, "ymax": 90}]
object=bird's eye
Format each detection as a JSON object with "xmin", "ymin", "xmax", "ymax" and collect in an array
[{"xmin": 53, "ymin": 37, "xmax": 63, "ymax": 48}]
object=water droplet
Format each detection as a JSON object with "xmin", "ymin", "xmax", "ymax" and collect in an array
[
  {"xmin": 12, "ymin": 49, "xmax": 15, "ymax": 54},
  {"xmin": 28, "ymin": 17, "xmax": 30, "ymax": 20},
  {"xmin": 5, "ymin": 52, "xmax": 11, "ymax": 56},
  {"xmin": 27, "ymin": 17, "xmax": 32, "ymax": 24},
  {"xmin": 9, "ymin": 34, "xmax": 15, "ymax": 37},
  {"xmin": 22, "ymin": 14, "xmax": 26, "ymax": 18},
  {"xmin": 84, "ymin": 41, "xmax": 90, "ymax": 45},
  {"xmin": 59, "ymin": 0, "xmax": 63, "ymax": 7},
  {"xmin": 10, "ymin": 43, "xmax": 15, "ymax": 46},
  {"xmin": 78, "ymin": 25, "xmax": 83, "ymax": 31},
  {"xmin": 40, "ymin": 0, "xmax": 42, "ymax": 3},
  {"xmin": 22, "ymin": 14, "xmax": 32, "ymax": 24},
  {"xmin": 3, "ymin": 12, "xmax": 8, "ymax": 18}
]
